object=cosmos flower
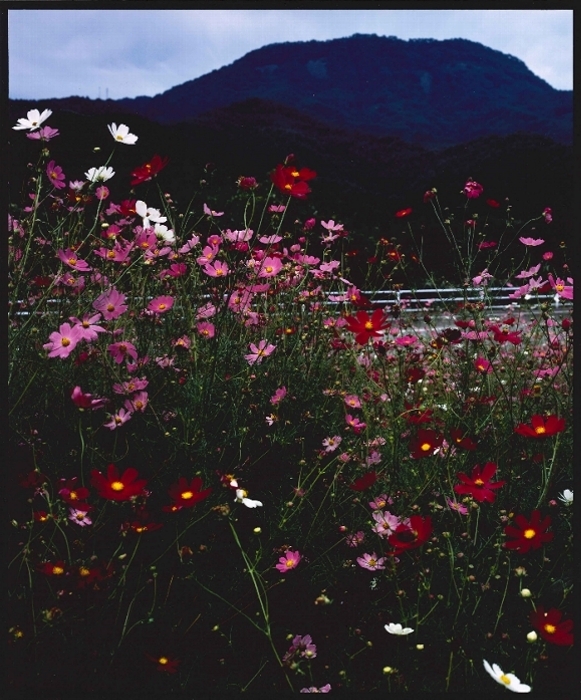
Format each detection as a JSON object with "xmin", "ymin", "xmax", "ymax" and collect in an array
[
  {"xmin": 514, "ymin": 414, "xmax": 566, "ymax": 438},
  {"xmin": 530, "ymin": 606, "xmax": 573, "ymax": 646},
  {"xmin": 108, "ymin": 122, "xmax": 138, "ymax": 145},
  {"xmin": 85, "ymin": 166, "xmax": 115, "ymax": 183},
  {"xmin": 503, "ymin": 510, "xmax": 553, "ymax": 553},
  {"xmin": 91, "ymin": 463, "xmax": 147, "ymax": 501},
  {"xmin": 234, "ymin": 488, "xmax": 263, "ymax": 508},
  {"xmin": 356, "ymin": 552, "xmax": 386, "ymax": 571},
  {"xmin": 13, "ymin": 108, "xmax": 52, "ymax": 131},
  {"xmin": 454, "ymin": 462, "xmax": 506, "ymax": 503},
  {"xmin": 384, "ymin": 623, "xmax": 414, "ymax": 635},
  {"xmin": 275, "ymin": 549, "xmax": 301, "ymax": 573},
  {"xmin": 482, "ymin": 660, "xmax": 531, "ymax": 693}
]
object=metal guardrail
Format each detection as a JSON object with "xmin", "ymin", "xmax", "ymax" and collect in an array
[{"xmin": 12, "ymin": 286, "xmax": 568, "ymax": 322}]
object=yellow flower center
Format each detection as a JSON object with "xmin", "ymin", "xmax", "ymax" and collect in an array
[
  {"xmin": 181, "ymin": 491, "xmax": 194, "ymax": 500},
  {"xmin": 265, "ymin": 266, "xmax": 273, "ymax": 273},
  {"xmin": 79, "ymin": 567, "xmax": 90, "ymax": 577},
  {"xmin": 534, "ymin": 425, "xmax": 546, "ymax": 434},
  {"xmin": 420, "ymin": 442, "xmax": 432, "ymax": 452},
  {"xmin": 107, "ymin": 251, "xmax": 116, "ymax": 259},
  {"xmin": 110, "ymin": 481, "xmax": 125, "ymax": 491},
  {"xmin": 286, "ymin": 559, "xmax": 295, "ymax": 567},
  {"xmin": 364, "ymin": 321, "xmax": 374, "ymax": 330},
  {"xmin": 116, "ymin": 135, "xmax": 124, "ymax": 141},
  {"xmin": 556, "ymin": 284, "xmax": 564, "ymax": 292},
  {"xmin": 68, "ymin": 258, "xmax": 77, "ymax": 266},
  {"xmin": 368, "ymin": 558, "xmax": 376, "ymax": 567},
  {"xmin": 60, "ymin": 337, "xmax": 71, "ymax": 347},
  {"xmin": 158, "ymin": 657, "xmax": 168, "ymax": 665},
  {"xmin": 158, "ymin": 304, "xmax": 166, "ymax": 310},
  {"xmin": 215, "ymin": 268, "xmax": 223, "ymax": 276},
  {"xmin": 500, "ymin": 674, "xmax": 511, "ymax": 685},
  {"xmin": 76, "ymin": 512, "xmax": 86, "ymax": 520},
  {"xmin": 52, "ymin": 566, "xmax": 64, "ymax": 575},
  {"xmin": 106, "ymin": 303, "xmax": 115, "ymax": 312},
  {"xmin": 523, "ymin": 528, "xmax": 536, "ymax": 539},
  {"xmin": 474, "ymin": 478, "xmax": 484, "ymax": 486},
  {"xmin": 69, "ymin": 491, "xmax": 78, "ymax": 500}
]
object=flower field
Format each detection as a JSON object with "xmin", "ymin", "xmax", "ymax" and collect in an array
[{"xmin": 8, "ymin": 110, "xmax": 573, "ymax": 695}]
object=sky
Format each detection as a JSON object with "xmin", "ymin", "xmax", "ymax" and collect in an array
[{"xmin": 8, "ymin": 8, "xmax": 573, "ymax": 101}]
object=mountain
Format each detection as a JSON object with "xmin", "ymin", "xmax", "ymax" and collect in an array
[{"xmin": 10, "ymin": 35, "xmax": 571, "ymax": 151}]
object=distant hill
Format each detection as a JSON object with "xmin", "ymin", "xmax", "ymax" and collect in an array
[{"xmin": 10, "ymin": 35, "xmax": 571, "ymax": 150}]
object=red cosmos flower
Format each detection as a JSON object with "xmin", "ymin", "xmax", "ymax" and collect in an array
[
  {"xmin": 38, "ymin": 560, "xmax": 68, "ymax": 576},
  {"xmin": 167, "ymin": 477, "xmax": 212, "ymax": 508},
  {"xmin": 403, "ymin": 402, "xmax": 434, "ymax": 425},
  {"xmin": 388, "ymin": 515, "xmax": 432, "ymax": 555},
  {"xmin": 349, "ymin": 471, "xmax": 378, "ymax": 492},
  {"xmin": 77, "ymin": 562, "xmax": 114, "ymax": 589},
  {"xmin": 271, "ymin": 163, "xmax": 316, "ymax": 199},
  {"xmin": 19, "ymin": 470, "xmax": 49, "ymax": 488},
  {"xmin": 503, "ymin": 510, "xmax": 554, "ymax": 553},
  {"xmin": 449, "ymin": 428, "xmax": 477, "ymax": 451},
  {"xmin": 344, "ymin": 309, "xmax": 389, "ymax": 345},
  {"xmin": 454, "ymin": 462, "xmax": 505, "ymax": 503},
  {"xmin": 130, "ymin": 154, "xmax": 169, "ymax": 186},
  {"xmin": 91, "ymin": 463, "xmax": 147, "ymax": 501},
  {"xmin": 146, "ymin": 654, "xmax": 180, "ymax": 673},
  {"xmin": 514, "ymin": 414, "xmax": 566, "ymax": 439},
  {"xmin": 530, "ymin": 607, "xmax": 574, "ymax": 646},
  {"xmin": 395, "ymin": 207, "xmax": 413, "ymax": 218},
  {"xmin": 489, "ymin": 324, "xmax": 522, "ymax": 345},
  {"xmin": 58, "ymin": 477, "xmax": 90, "ymax": 507},
  {"xmin": 409, "ymin": 429, "xmax": 444, "ymax": 458}
]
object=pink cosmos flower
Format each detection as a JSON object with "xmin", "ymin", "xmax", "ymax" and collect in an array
[
  {"xmin": 196, "ymin": 321, "xmax": 215, "ymax": 338},
  {"xmin": 173, "ymin": 335, "xmax": 191, "ymax": 350},
  {"xmin": 26, "ymin": 125, "xmax": 59, "ymax": 141},
  {"xmin": 95, "ymin": 186, "xmax": 109, "ymax": 201},
  {"xmin": 257, "ymin": 256, "xmax": 283, "ymax": 278},
  {"xmin": 57, "ymin": 248, "xmax": 92, "ymax": 272},
  {"xmin": 300, "ymin": 684, "xmax": 331, "ymax": 693},
  {"xmin": 321, "ymin": 219, "xmax": 344, "ymax": 232},
  {"xmin": 269, "ymin": 204, "xmax": 286, "ymax": 213},
  {"xmin": 68, "ymin": 508, "xmax": 92, "ymax": 526},
  {"xmin": 463, "ymin": 179, "xmax": 483, "ymax": 199},
  {"xmin": 203, "ymin": 260, "xmax": 229, "ymax": 278},
  {"xmin": 112, "ymin": 377, "xmax": 149, "ymax": 395},
  {"xmin": 543, "ymin": 251, "xmax": 554, "ymax": 261},
  {"xmin": 108, "ymin": 341, "xmax": 138, "ymax": 364},
  {"xmin": 245, "ymin": 339, "xmax": 276, "ymax": 365},
  {"xmin": 542, "ymin": 207, "xmax": 553, "ymax": 223},
  {"xmin": 203, "ymin": 203, "xmax": 224, "ymax": 217},
  {"xmin": 103, "ymin": 408, "xmax": 132, "ymax": 430},
  {"xmin": 46, "ymin": 160, "xmax": 66, "ymax": 189},
  {"xmin": 71, "ymin": 386, "xmax": 107, "ymax": 410},
  {"xmin": 345, "ymin": 531, "xmax": 365, "ymax": 547},
  {"xmin": 346, "ymin": 414, "xmax": 366, "ymax": 434},
  {"xmin": 196, "ymin": 245, "xmax": 219, "ymax": 265},
  {"xmin": 69, "ymin": 314, "xmax": 106, "ymax": 342},
  {"xmin": 43, "ymin": 323, "xmax": 83, "ymax": 359},
  {"xmin": 548, "ymin": 274, "xmax": 573, "ymax": 301},
  {"xmin": 270, "ymin": 386, "xmax": 287, "ymax": 404},
  {"xmin": 371, "ymin": 511, "xmax": 401, "ymax": 538},
  {"xmin": 394, "ymin": 334, "xmax": 419, "ymax": 347},
  {"xmin": 282, "ymin": 634, "xmax": 316, "ymax": 663},
  {"xmin": 92, "ymin": 287, "xmax": 128, "ymax": 320},
  {"xmin": 148, "ymin": 295, "xmax": 174, "ymax": 314},
  {"xmin": 124, "ymin": 391, "xmax": 148, "ymax": 413},
  {"xmin": 515, "ymin": 264, "xmax": 541, "ymax": 280},
  {"xmin": 472, "ymin": 269, "xmax": 493, "ymax": 286},
  {"xmin": 275, "ymin": 549, "xmax": 301, "ymax": 573},
  {"xmin": 446, "ymin": 497, "xmax": 469, "ymax": 515},
  {"xmin": 369, "ymin": 494, "xmax": 393, "ymax": 510},
  {"xmin": 344, "ymin": 394, "xmax": 361, "ymax": 409},
  {"xmin": 519, "ymin": 237, "xmax": 545, "ymax": 246},
  {"xmin": 356, "ymin": 552, "xmax": 386, "ymax": 571},
  {"xmin": 322, "ymin": 435, "xmax": 342, "ymax": 452}
]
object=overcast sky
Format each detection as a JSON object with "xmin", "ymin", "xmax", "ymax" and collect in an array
[{"xmin": 8, "ymin": 8, "xmax": 573, "ymax": 100}]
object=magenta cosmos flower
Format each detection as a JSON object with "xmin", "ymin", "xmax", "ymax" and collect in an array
[
  {"xmin": 92, "ymin": 287, "xmax": 128, "ymax": 320},
  {"xmin": 245, "ymin": 339, "xmax": 276, "ymax": 365},
  {"xmin": 148, "ymin": 295, "xmax": 174, "ymax": 314},
  {"xmin": 43, "ymin": 323, "xmax": 83, "ymax": 359},
  {"xmin": 46, "ymin": 161, "xmax": 66, "ymax": 189},
  {"xmin": 275, "ymin": 549, "xmax": 301, "ymax": 573},
  {"xmin": 91, "ymin": 463, "xmax": 147, "ymax": 501},
  {"xmin": 108, "ymin": 341, "xmax": 138, "ymax": 364}
]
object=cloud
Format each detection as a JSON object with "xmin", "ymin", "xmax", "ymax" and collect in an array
[{"xmin": 8, "ymin": 8, "xmax": 572, "ymax": 100}]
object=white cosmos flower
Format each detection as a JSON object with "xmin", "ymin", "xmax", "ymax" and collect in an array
[
  {"xmin": 13, "ymin": 108, "xmax": 52, "ymax": 131},
  {"xmin": 558, "ymin": 489, "xmax": 573, "ymax": 505},
  {"xmin": 154, "ymin": 223, "xmax": 175, "ymax": 244},
  {"xmin": 107, "ymin": 122, "xmax": 138, "ymax": 145},
  {"xmin": 85, "ymin": 166, "xmax": 115, "ymax": 183},
  {"xmin": 384, "ymin": 623, "xmax": 414, "ymax": 635},
  {"xmin": 135, "ymin": 200, "xmax": 167, "ymax": 229},
  {"xmin": 235, "ymin": 488, "xmax": 263, "ymax": 508},
  {"xmin": 483, "ymin": 660, "xmax": 531, "ymax": 693}
]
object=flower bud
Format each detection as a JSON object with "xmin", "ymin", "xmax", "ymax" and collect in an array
[
  {"xmin": 526, "ymin": 631, "xmax": 538, "ymax": 643},
  {"xmin": 520, "ymin": 588, "xmax": 532, "ymax": 598}
]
